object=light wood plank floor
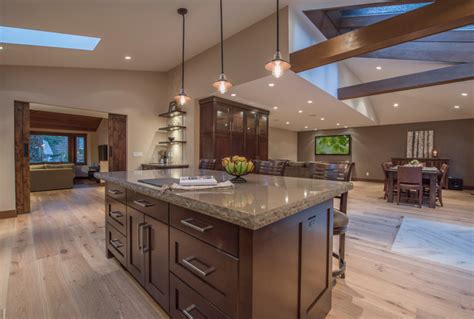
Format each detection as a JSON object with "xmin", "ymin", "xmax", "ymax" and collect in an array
[{"xmin": 0, "ymin": 182, "xmax": 472, "ymax": 319}]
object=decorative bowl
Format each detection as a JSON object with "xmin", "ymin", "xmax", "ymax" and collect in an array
[{"xmin": 222, "ymin": 156, "xmax": 255, "ymax": 183}]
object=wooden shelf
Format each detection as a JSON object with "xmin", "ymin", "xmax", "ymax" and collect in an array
[
  {"xmin": 158, "ymin": 141, "xmax": 187, "ymax": 145},
  {"xmin": 158, "ymin": 125, "xmax": 186, "ymax": 132},
  {"xmin": 158, "ymin": 110, "xmax": 186, "ymax": 118}
]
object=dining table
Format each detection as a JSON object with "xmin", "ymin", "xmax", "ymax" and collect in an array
[{"xmin": 387, "ymin": 166, "xmax": 440, "ymax": 208}]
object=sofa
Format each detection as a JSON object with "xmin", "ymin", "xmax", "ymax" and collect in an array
[
  {"xmin": 269, "ymin": 160, "xmax": 354, "ymax": 181},
  {"xmin": 30, "ymin": 163, "xmax": 75, "ymax": 192}
]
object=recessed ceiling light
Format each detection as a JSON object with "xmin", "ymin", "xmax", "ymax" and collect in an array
[
  {"xmin": 285, "ymin": 121, "xmax": 290, "ymax": 125},
  {"xmin": 0, "ymin": 26, "xmax": 101, "ymax": 50},
  {"xmin": 231, "ymin": 93, "xmax": 236, "ymax": 97},
  {"xmin": 298, "ymin": 110, "xmax": 303, "ymax": 113},
  {"xmin": 268, "ymin": 83, "xmax": 275, "ymax": 87},
  {"xmin": 336, "ymin": 123, "xmax": 340, "ymax": 126},
  {"xmin": 344, "ymin": 126, "xmax": 348, "ymax": 128},
  {"xmin": 376, "ymin": 66, "xmax": 382, "ymax": 70},
  {"xmin": 304, "ymin": 126, "xmax": 308, "ymax": 129},
  {"xmin": 307, "ymin": 100, "xmax": 313, "ymax": 104},
  {"xmin": 273, "ymin": 106, "xmax": 278, "ymax": 110},
  {"xmin": 393, "ymin": 103, "xmax": 399, "ymax": 107},
  {"xmin": 461, "ymin": 93, "xmax": 468, "ymax": 96},
  {"xmin": 454, "ymin": 105, "xmax": 460, "ymax": 109},
  {"xmin": 314, "ymin": 128, "xmax": 318, "ymax": 131},
  {"xmin": 320, "ymin": 117, "xmax": 325, "ymax": 121},
  {"xmin": 124, "ymin": 56, "xmax": 132, "ymax": 60},
  {"xmin": 0, "ymin": 46, "xmax": 3, "ymax": 50}
]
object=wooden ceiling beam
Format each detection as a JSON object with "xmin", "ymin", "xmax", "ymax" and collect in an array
[
  {"xmin": 291, "ymin": 0, "xmax": 474, "ymax": 73},
  {"xmin": 337, "ymin": 63, "xmax": 474, "ymax": 100}
]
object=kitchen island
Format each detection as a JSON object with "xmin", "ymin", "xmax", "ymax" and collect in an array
[{"xmin": 96, "ymin": 169, "xmax": 352, "ymax": 319}]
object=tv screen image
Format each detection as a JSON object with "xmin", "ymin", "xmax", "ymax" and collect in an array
[{"xmin": 315, "ymin": 135, "xmax": 351, "ymax": 155}]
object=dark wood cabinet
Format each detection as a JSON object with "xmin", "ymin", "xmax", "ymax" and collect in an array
[
  {"xmin": 200, "ymin": 96, "xmax": 270, "ymax": 168},
  {"xmin": 127, "ymin": 207, "xmax": 146, "ymax": 285}
]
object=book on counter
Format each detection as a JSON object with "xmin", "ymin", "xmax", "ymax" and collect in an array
[{"xmin": 179, "ymin": 175, "xmax": 218, "ymax": 186}]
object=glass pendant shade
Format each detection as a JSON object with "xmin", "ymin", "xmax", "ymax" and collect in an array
[
  {"xmin": 212, "ymin": 73, "xmax": 233, "ymax": 94},
  {"xmin": 174, "ymin": 89, "xmax": 191, "ymax": 106},
  {"xmin": 265, "ymin": 51, "xmax": 291, "ymax": 79}
]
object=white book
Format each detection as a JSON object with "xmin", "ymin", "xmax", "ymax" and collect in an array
[{"xmin": 179, "ymin": 176, "xmax": 218, "ymax": 186}]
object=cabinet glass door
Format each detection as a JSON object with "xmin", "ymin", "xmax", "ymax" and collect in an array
[
  {"xmin": 231, "ymin": 109, "xmax": 244, "ymax": 134},
  {"xmin": 215, "ymin": 105, "xmax": 230, "ymax": 132},
  {"xmin": 258, "ymin": 114, "xmax": 268, "ymax": 137}
]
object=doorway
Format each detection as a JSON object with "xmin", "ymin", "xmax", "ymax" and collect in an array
[{"xmin": 14, "ymin": 101, "xmax": 127, "ymax": 214}]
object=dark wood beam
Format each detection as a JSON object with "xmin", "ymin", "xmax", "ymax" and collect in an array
[
  {"xmin": 361, "ymin": 41, "xmax": 474, "ymax": 63},
  {"xmin": 337, "ymin": 63, "xmax": 474, "ymax": 100},
  {"xmin": 291, "ymin": 0, "xmax": 474, "ymax": 73},
  {"xmin": 303, "ymin": 10, "xmax": 340, "ymax": 39}
]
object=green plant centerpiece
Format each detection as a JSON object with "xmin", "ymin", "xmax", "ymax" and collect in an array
[
  {"xmin": 222, "ymin": 156, "xmax": 255, "ymax": 183},
  {"xmin": 409, "ymin": 159, "xmax": 421, "ymax": 166}
]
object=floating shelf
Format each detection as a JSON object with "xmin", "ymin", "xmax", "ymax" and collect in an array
[
  {"xmin": 158, "ymin": 125, "xmax": 186, "ymax": 132},
  {"xmin": 158, "ymin": 110, "xmax": 187, "ymax": 118},
  {"xmin": 158, "ymin": 141, "xmax": 187, "ymax": 145}
]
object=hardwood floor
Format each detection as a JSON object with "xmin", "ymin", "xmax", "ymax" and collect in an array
[{"xmin": 0, "ymin": 182, "xmax": 472, "ymax": 318}]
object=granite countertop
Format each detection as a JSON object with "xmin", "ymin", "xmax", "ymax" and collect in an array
[
  {"xmin": 143, "ymin": 163, "xmax": 189, "ymax": 168},
  {"xmin": 96, "ymin": 169, "xmax": 353, "ymax": 230}
]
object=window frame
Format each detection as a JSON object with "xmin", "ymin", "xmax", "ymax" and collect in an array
[{"xmin": 30, "ymin": 131, "xmax": 88, "ymax": 165}]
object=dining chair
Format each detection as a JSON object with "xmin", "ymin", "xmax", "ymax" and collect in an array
[
  {"xmin": 198, "ymin": 159, "xmax": 217, "ymax": 170},
  {"xmin": 256, "ymin": 160, "xmax": 288, "ymax": 176},
  {"xmin": 433, "ymin": 164, "xmax": 449, "ymax": 207},
  {"xmin": 397, "ymin": 166, "xmax": 423, "ymax": 208},
  {"xmin": 381, "ymin": 161, "xmax": 393, "ymax": 199}
]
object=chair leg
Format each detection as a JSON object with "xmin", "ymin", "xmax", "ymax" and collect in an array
[
  {"xmin": 418, "ymin": 188, "xmax": 423, "ymax": 208},
  {"xmin": 397, "ymin": 187, "xmax": 400, "ymax": 205},
  {"xmin": 439, "ymin": 189, "xmax": 443, "ymax": 207},
  {"xmin": 339, "ymin": 233, "xmax": 346, "ymax": 279}
]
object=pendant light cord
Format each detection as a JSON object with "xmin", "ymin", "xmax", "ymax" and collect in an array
[
  {"xmin": 220, "ymin": 0, "xmax": 224, "ymax": 74},
  {"xmin": 181, "ymin": 12, "xmax": 186, "ymax": 91},
  {"xmin": 276, "ymin": 0, "xmax": 280, "ymax": 52}
]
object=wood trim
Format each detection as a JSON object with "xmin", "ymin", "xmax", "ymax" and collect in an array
[
  {"xmin": 30, "ymin": 110, "xmax": 103, "ymax": 132},
  {"xmin": 199, "ymin": 96, "xmax": 270, "ymax": 115},
  {"xmin": 108, "ymin": 113, "xmax": 127, "ymax": 172},
  {"xmin": 0, "ymin": 210, "xmax": 17, "ymax": 219},
  {"xmin": 14, "ymin": 101, "xmax": 30, "ymax": 214},
  {"xmin": 290, "ymin": 0, "xmax": 474, "ymax": 72},
  {"xmin": 338, "ymin": 63, "xmax": 474, "ymax": 99}
]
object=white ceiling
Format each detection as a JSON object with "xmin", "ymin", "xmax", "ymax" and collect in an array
[
  {"xmin": 0, "ymin": 0, "xmax": 289, "ymax": 71},
  {"xmin": 224, "ymin": 72, "xmax": 376, "ymax": 131}
]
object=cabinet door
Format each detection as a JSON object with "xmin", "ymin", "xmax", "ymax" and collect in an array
[
  {"xmin": 127, "ymin": 207, "xmax": 145, "ymax": 285},
  {"xmin": 257, "ymin": 113, "xmax": 269, "ymax": 160},
  {"xmin": 258, "ymin": 113, "xmax": 268, "ymax": 138},
  {"xmin": 245, "ymin": 111, "xmax": 258, "ymax": 160},
  {"xmin": 215, "ymin": 104, "xmax": 231, "ymax": 133},
  {"xmin": 230, "ymin": 109, "xmax": 244, "ymax": 156},
  {"xmin": 215, "ymin": 133, "xmax": 231, "ymax": 170},
  {"xmin": 144, "ymin": 216, "xmax": 170, "ymax": 312}
]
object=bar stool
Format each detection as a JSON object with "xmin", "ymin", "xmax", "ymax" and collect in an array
[{"xmin": 332, "ymin": 206, "xmax": 348, "ymax": 279}]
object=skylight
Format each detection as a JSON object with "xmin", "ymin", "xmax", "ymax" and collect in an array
[
  {"xmin": 0, "ymin": 26, "xmax": 101, "ymax": 50},
  {"xmin": 340, "ymin": 3, "xmax": 434, "ymax": 17}
]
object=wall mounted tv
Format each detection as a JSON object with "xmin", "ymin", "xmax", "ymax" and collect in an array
[{"xmin": 315, "ymin": 135, "xmax": 351, "ymax": 155}]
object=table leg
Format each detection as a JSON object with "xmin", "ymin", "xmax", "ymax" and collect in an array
[
  {"xmin": 429, "ymin": 174, "xmax": 437, "ymax": 208},
  {"xmin": 388, "ymin": 171, "xmax": 394, "ymax": 203}
]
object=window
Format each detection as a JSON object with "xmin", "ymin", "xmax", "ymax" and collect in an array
[{"xmin": 30, "ymin": 133, "xmax": 87, "ymax": 165}]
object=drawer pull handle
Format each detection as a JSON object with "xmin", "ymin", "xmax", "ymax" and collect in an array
[
  {"xmin": 180, "ymin": 218, "xmax": 213, "ymax": 233},
  {"xmin": 182, "ymin": 256, "xmax": 215, "ymax": 277},
  {"xmin": 109, "ymin": 211, "xmax": 123, "ymax": 219},
  {"xmin": 182, "ymin": 304, "xmax": 196, "ymax": 319},
  {"xmin": 110, "ymin": 239, "xmax": 124, "ymax": 249},
  {"xmin": 108, "ymin": 189, "xmax": 122, "ymax": 195},
  {"xmin": 133, "ymin": 199, "xmax": 154, "ymax": 208}
]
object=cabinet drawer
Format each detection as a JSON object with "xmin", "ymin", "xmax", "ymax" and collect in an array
[
  {"xmin": 105, "ymin": 197, "xmax": 127, "ymax": 235},
  {"xmin": 170, "ymin": 228, "xmax": 238, "ymax": 318},
  {"xmin": 170, "ymin": 273, "xmax": 229, "ymax": 319},
  {"xmin": 106, "ymin": 223, "xmax": 127, "ymax": 266},
  {"xmin": 127, "ymin": 190, "xmax": 168, "ymax": 224},
  {"xmin": 106, "ymin": 183, "xmax": 126, "ymax": 204},
  {"xmin": 170, "ymin": 205, "xmax": 239, "ymax": 257}
]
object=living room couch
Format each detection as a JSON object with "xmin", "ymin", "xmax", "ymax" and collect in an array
[{"xmin": 30, "ymin": 163, "xmax": 75, "ymax": 192}]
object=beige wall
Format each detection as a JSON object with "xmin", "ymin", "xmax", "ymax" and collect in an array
[
  {"xmin": 0, "ymin": 65, "xmax": 168, "ymax": 212},
  {"xmin": 269, "ymin": 127, "xmax": 297, "ymax": 161},
  {"xmin": 298, "ymin": 119, "xmax": 474, "ymax": 186}
]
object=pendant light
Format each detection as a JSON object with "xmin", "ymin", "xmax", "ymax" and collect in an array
[
  {"xmin": 265, "ymin": 0, "xmax": 291, "ymax": 78},
  {"xmin": 212, "ymin": 0, "xmax": 233, "ymax": 94},
  {"xmin": 174, "ymin": 8, "xmax": 191, "ymax": 107}
]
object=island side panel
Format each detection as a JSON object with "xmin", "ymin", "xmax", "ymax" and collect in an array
[{"xmin": 239, "ymin": 199, "xmax": 333, "ymax": 319}]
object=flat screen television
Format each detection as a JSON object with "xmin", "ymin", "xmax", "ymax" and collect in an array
[{"xmin": 315, "ymin": 135, "xmax": 351, "ymax": 155}]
